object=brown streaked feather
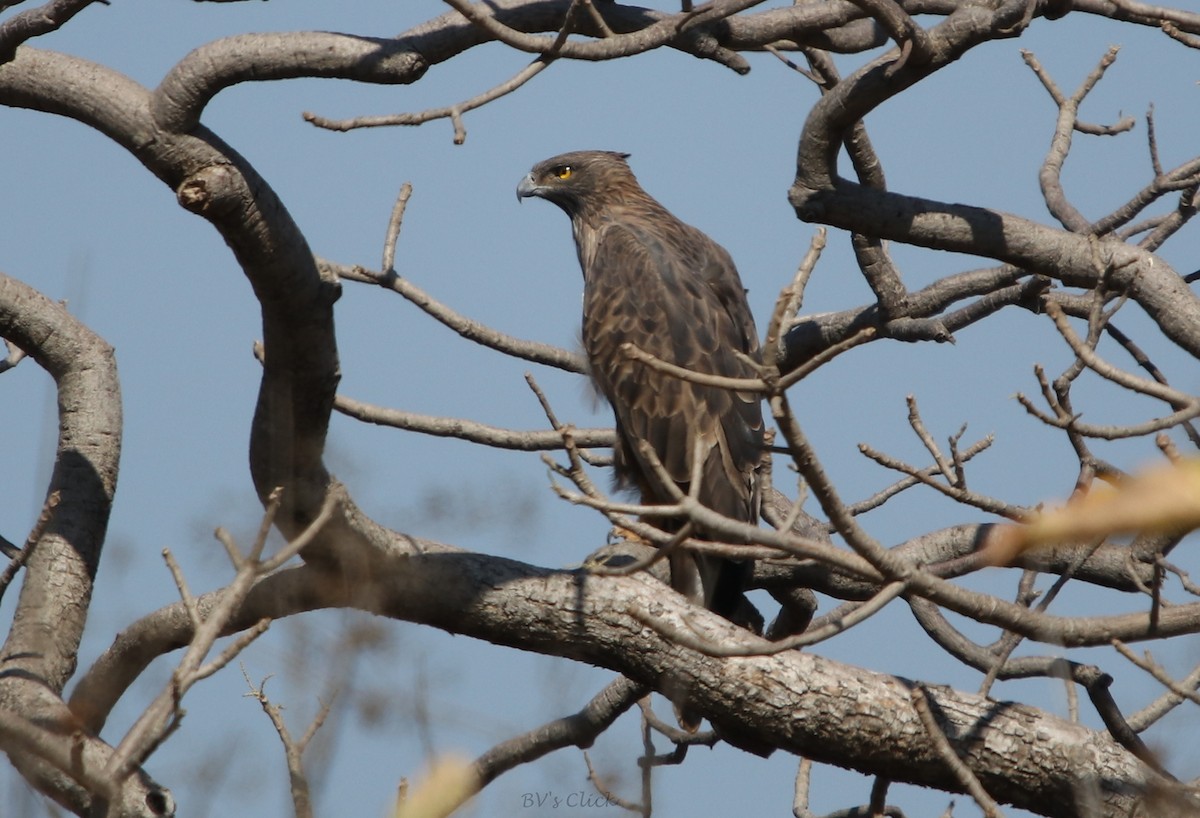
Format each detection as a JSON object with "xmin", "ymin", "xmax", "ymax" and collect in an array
[{"xmin": 583, "ymin": 222, "xmax": 761, "ymax": 522}]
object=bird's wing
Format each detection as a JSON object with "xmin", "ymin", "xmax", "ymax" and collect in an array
[{"xmin": 582, "ymin": 219, "xmax": 763, "ymax": 523}]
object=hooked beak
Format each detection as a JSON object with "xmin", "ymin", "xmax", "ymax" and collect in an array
[{"xmin": 516, "ymin": 173, "xmax": 540, "ymax": 202}]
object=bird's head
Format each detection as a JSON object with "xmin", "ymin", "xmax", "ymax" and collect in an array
[{"xmin": 516, "ymin": 150, "xmax": 634, "ymax": 218}]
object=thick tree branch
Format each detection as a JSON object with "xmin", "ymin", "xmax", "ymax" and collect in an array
[
  {"xmin": 787, "ymin": 181, "xmax": 1200, "ymax": 360},
  {"xmin": 74, "ymin": 547, "xmax": 1163, "ymax": 818},
  {"xmin": 0, "ymin": 273, "xmax": 171, "ymax": 816},
  {"xmin": 0, "ymin": 275, "xmax": 119, "ymax": 690},
  {"xmin": 0, "ymin": 47, "xmax": 347, "ymax": 545}
]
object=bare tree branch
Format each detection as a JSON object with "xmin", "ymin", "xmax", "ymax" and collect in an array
[
  {"xmin": 472, "ymin": 675, "xmax": 645, "ymax": 791},
  {"xmin": 334, "ymin": 393, "xmax": 614, "ymax": 451},
  {"xmin": 0, "ymin": 273, "xmax": 171, "ymax": 816},
  {"xmin": 326, "ymin": 259, "xmax": 586, "ymax": 373}
]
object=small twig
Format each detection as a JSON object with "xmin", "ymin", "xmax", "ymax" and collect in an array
[
  {"xmin": 242, "ymin": 670, "xmax": 333, "ymax": 818},
  {"xmin": 0, "ymin": 338, "xmax": 26, "ymax": 373},
  {"xmin": 637, "ymin": 712, "xmax": 653, "ymax": 818},
  {"xmin": 1104, "ymin": 321, "xmax": 1200, "ymax": 446},
  {"xmin": 1161, "ymin": 20, "xmax": 1200, "ymax": 49},
  {"xmin": 859, "ymin": 443, "xmax": 1028, "ymax": 520},
  {"xmin": 449, "ymin": 107, "xmax": 466, "ymax": 143},
  {"xmin": 911, "ymin": 685, "xmax": 1003, "ymax": 818},
  {"xmin": 842, "ymin": 435, "xmax": 994, "ymax": 519},
  {"xmin": 440, "ymin": 0, "xmax": 755, "ymax": 72},
  {"xmin": 247, "ymin": 486, "xmax": 285, "ymax": 564},
  {"xmin": 162, "ymin": 548, "xmax": 200, "ymax": 628},
  {"xmin": 764, "ymin": 44, "xmax": 820, "ymax": 83},
  {"xmin": 1112, "ymin": 640, "xmax": 1200, "ymax": 707},
  {"xmin": 382, "ymin": 182, "xmax": 413, "ymax": 274},
  {"xmin": 260, "ymin": 489, "xmax": 337, "ymax": 573},
  {"xmin": 766, "ymin": 227, "xmax": 827, "ymax": 359},
  {"xmin": 791, "ymin": 758, "xmax": 812, "ymax": 818},
  {"xmin": 1045, "ymin": 301, "xmax": 1199, "ymax": 408},
  {"xmin": 584, "ymin": 750, "xmax": 642, "ymax": 814},
  {"xmin": 1021, "ymin": 47, "xmax": 1135, "ymax": 138},
  {"xmin": 844, "ymin": 0, "xmax": 933, "ymax": 75},
  {"xmin": 1027, "ymin": 46, "xmax": 1130, "ymax": 233},
  {"xmin": 309, "ymin": 0, "xmax": 594, "ymax": 137},
  {"xmin": 334, "ymin": 393, "xmax": 615, "ymax": 452},
  {"xmin": 1128, "ymin": 661, "xmax": 1200, "ymax": 732},
  {"xmin": 636, "ymin": 696, "xmax": 715, "ymax": 749},
  {"xmin": 978, "ymin": 570, "xmax": 1041, "ymax": 698},
  {"xmin": 906, "ymin": 395, "xmax": 955, "ymax": 484},
  {"xmin": 472, "ymin": 676, "xmax": 644, "ymax": 792},
  {"xmin": 1104, "ymin": 0, "xmax": 1200, "ymax": 31},
  {"xmin": 0, "ymin": 490, "xmax": 59, "ymax": 604},
  {"xmin": 306, "ymin": 58, "xmax": 552, "ymax": 139},
  {"xmin": 752, "ymin": 580, "xmax": 907, "ymax": 653},
  {"xmin": 948, "ymin": 423, "xmax": 969, "ymax": 489},
  {"xmin": 102, "ymin": 489, "xmax": 336, "ymax": 783},
  {"xmin": 770, "ymin": 388, "xmax": 929, "ymax": 598},
  {"xmin": 620, "ymin": 342, "xmax": 766, "ymax": 393},
  {"xmin": 581, "ymin": 0, "xmax": 614, "ymax": 37},
  {"xmin": 1159, "ymin": 557, "xmax": 1200, "ymax": 596},
  {"xmin": 192, "ymin": 619, "xmax": 272, "ymax": 684},
  {"xmin": 323, "ymin": 258, "xmax": 584, "ymax": 373},
  {"xmin": 524, "ymin": 372, "xmax": 563, "ymax": 431},
  {"xmin": 777, "ymin": 326, "xmax": 877, "ymax": 390},
  {"xmin": 1146, "ymin": 104, "xmax": 1163, "ymax": 177}
]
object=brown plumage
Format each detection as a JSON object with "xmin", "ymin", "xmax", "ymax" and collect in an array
[{"xmin": 517, "ymin": 150, "xmax": 763, "ymax": 622}]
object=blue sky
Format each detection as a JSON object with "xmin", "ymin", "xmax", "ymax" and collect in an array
[{"xmin": 2, "ymin": 2, "xmax": 1199, "ymax": 816}]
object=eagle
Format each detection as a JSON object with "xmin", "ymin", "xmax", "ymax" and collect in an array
[{"xmin": 517, "ymin": 150, "xmax": 764, "ymax": 626}]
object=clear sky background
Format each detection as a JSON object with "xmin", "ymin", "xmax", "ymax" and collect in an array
[{"xmin": 2, "ymin": 2, "xmax": 1199, "ymax": 817}]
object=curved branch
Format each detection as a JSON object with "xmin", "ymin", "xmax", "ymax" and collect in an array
[
  {"xmin": 794, "ymin": 0, "xmax": 1034, "ymax": 193},
  {"xmin": 151, "ymin": 32, "xmax": 431, "ymax": 133},
  {"xmin": 0, "ymin": 0, "xmax": 98, "ymax": 62},
  {"xmin": 0, "ymin": 274, "xmax": 174, "ymax": 816},
  {"xmin": 0, "ymin": 273, "xmax": 120, "ymax": 692},
  {"xmin": 0, "ymin": 46, "xmax": 348, "ymax": 538},
  {"xmin": 1026, "ymin": 45, "xmax": 1128, "ymax": 233},
  {"xmin": 70, "ymin": 563, "xmax": 359, "ymax": 734}
]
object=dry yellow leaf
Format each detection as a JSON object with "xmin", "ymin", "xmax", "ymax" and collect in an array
[
  {"xmin": 392, "ymin": 755, "xmax": 479, "ymax": 818},
  {"xmin": 982, "ymin": 459, "xmax": 1200, "ymax": 565}
]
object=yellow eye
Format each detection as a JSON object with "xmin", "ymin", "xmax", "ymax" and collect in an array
[{"xmin": 554, "ymin": 165, "xmax": 573, "ymax": 180}]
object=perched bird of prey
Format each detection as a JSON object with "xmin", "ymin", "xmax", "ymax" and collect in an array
[{"xmin": 517, "ymin": 150, "xmax": 764, "ymax": 624}]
